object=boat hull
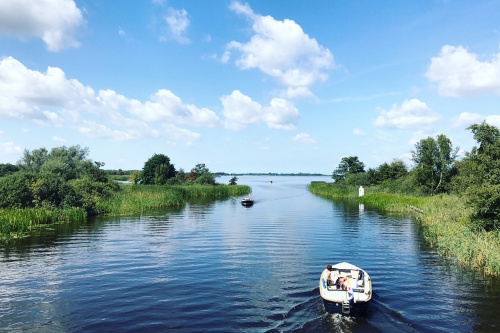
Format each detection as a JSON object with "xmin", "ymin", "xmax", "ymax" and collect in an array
[{"xmin": 322, "ymin": 298, "xmax": 369, "ymax": 315}]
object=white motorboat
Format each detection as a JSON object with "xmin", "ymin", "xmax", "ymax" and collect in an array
[{"xmin": 319, "ymin": 262, "xmax": 372, "ymax": 315}]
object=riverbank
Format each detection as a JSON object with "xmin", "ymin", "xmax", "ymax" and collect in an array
[
  {"xmin": 0, "ymin": 184, "xmax": 251, "ymax": 241},
  {"xmin": 308, "ymin": 182, "xmax": 500, "ymax": 276}
]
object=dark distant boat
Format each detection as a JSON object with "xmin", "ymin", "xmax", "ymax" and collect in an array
[
  {"xmin": 319, "ymin": 262, "xmax": 372, "ymax": 315},
  {"xmin": 241, "ymin": 197, "xmax": 254, "ymax": 206}
]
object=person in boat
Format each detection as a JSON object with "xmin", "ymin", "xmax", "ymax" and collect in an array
[
  {"xmin": 343, "ymin": 274, "xmax": 359, "ymax": 307},
  {"xmin": 326, "ymin": 264, "xmax": 340, "ymax": 287}
]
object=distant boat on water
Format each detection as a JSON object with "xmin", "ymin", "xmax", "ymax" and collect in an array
[{"xmin": 241, "ymin": 197, "xmax": 254, "ymax": 206}]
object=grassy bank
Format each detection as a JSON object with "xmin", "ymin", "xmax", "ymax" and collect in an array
[
  {"xmin": 0, "ymin": 207, "xmax": 87, "ymax": 241},
  {"xmin": 96, "ymin": 184, "xmax": 251, "ymax": 215},
  {"xmin": 1, "ymin": 184, "xmax": 251, "ymax": 241},
  {"xmin": 309, "ymin": 181, "xmax": 500, "ymax": 276}
]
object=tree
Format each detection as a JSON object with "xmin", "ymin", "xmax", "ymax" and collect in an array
[
  {"xmin": 411, "ymin": 134, "xmax": 457, "ymax": 195},
  {"xmin": 229, "ymin": 176, "xmax": 238, "ymax": 185},
  {"xmin": 192, "ymin": 163, "xmax": 210, "ymax": 178},
  {"xmin": 141, "ymin": 154, "xmax": 176, "ymax": 185},
  {"xmin": 458, "ymin": 122, "xmax": 500, "ymax": 230},
  {"xmin": 129, "ymin": 171, "xmax": 141, "ymax": 184},
  {"xmin": 332, "ymin": 156, "xmax": 365, "ymax": 182}
]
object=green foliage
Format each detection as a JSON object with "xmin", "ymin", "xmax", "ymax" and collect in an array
[
  {"xmin": 0, "ymin": 207, "xmax": 86, "ymax": 241},
  {"xmin": 458, "ymin": 122, "xmax": 500, "ymax": 231},
  {"xmin": 97, "ymin": 183, "xmax": 251, "ymax": 215},
  {"xmin": 0, "ymin": 172, "xmax": 36, "ymax": 208},
  {"xmin": 194, "ymin": 172, "xmax": 216, "ymax": 185},
  {"xmin": 332, "ymin": 156, "xmax": 365, "ymax": 182},
  {"xmin": 0, "ymin": 163, "xmax": 19, "ymax": 177},
  {"xmin": 129, "ymin": 171, "xmax": 141, "ymax": 184},
  {"xmin": 229, "ymin": 176, "xmax": 238, "ymax": 185},
  {"xmin": 411, "ymin": 134, "xmax": 458, "ymax": 195},
  {"xmin": 141, "ymin": 154, "xmax": 176, "ymax": 185}
]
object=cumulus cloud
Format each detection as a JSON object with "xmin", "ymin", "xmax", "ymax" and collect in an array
[
  {"xmin": 426, "ymin": 45, "xmax": 500, "ymax": 97},
  {"xmin": 0, "ymin": 56, "xmax": 221, "ymax": 144},
  {"xmin": 221, "ymin": 90, "xmax": 299, "ymax": 130},
  {"xmin": 451, "ymin": 112, "xmax": 484, "ymax": 129},
  {"xmin": 224, "ymin": 1, "xmax": 333, "ymax": 96},
  {"xmin": 292, "ymin": 133, "xmax": 316, "ymax": 144},
  {"xmin": 374, "ymin": 99, "xmax": 441, "ymax": 129},
  {"xmin": 0, "ymin": 0, "xmax": 84, "ymax": 52},
  {"xmin": 127, "ymin": 89, "xmax": 220, "ymax": 127},
  {"xmin": 0, "ymin": 56, "xmax": 94, "ymax": 124}
]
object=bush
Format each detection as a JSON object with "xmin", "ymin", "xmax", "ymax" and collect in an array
[{"xmin": 466, "ymin": 184, "xmax": 500, "ymax": 231}]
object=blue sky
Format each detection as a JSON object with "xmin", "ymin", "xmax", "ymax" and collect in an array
[{"xmin": 1, "ymin": 0, "xmax": 499, "ymax": 174}]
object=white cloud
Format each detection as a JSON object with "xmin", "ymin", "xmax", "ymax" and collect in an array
[
  {"xmin": 163, "ymin": 8, "xmax": 190, "ymax": 44},
  {"xmin": 221, "ymin": 90, "xmax": 299, "ymax": 130},
  {"xmin": 0, "ymin": 0, "xmax": 84, "ymax": 52},
  {"xmin": 451, "ymin": 112, "xmax": 500, "ymax": 129},
  {"xmin": 451, "ymin": 112, "xmax": 483, "ymax": 129},
  {"xmin": 0, "ymin": 141, "xmax": 22, "ymax": 154},
  {"xmin": 426, "ymin": 45, "xmax": 500, "ymax": 97},
  {"xmin": 162, "ymin": 124, "xmax": 201, "ymax": 146},
  {"xmin": 76, "ymin": 120, "xmax": 158, "ymax": 141},
  {"xmin": 374, "ymin": 99, "xmax": 441, "ymax": 129},
  {"xmin": 225, "ymin": 1, "xmax": 333, "ymax": 95},
  {"xmin": 292, "ymin": 133, "xmax": 316, "ymax": 144},
  {"xmin": 0, "ymin": 56, "xmax": 220, "ymax": 145},
  {"xmin": 52, "ymin": 136, "xmax": 66, "ymax": 142},
  {"xmin": 127, "ymin": 89, "xmax": 220, "ymax": 127},
  {"xmin": 0, "ymin": 56, "xmax": 94, "ymax": 123}
]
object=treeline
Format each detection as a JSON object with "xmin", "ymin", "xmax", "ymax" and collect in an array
[
  {"xmin": 330, "ymin": 121, "xmax": 500, "ymax": 232},
  {"xmin": 0, "ymin": 147, "xmax": 248, "ymax": 240}
]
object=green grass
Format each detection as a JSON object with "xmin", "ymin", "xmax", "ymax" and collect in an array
[
  {"xmin": 0, "ymin": 183, "xmax": 251, "ymax": 241},
  {"xmin": 0, "ymin": 207, "xmax": 86, "ymax": 241},
  {"xmin": 96, "ymin": 183, "xmax": 251, "ymax": 216},
  {"xmin": 308, "ymin": 181, "xmax": 500, "ymax": 276}
]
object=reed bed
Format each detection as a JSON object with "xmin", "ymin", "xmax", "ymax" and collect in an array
[
  {"xmin": 308, "ymin": 181, "xmax": 500, "ymax": 276},
  {"xmin": 1, "ymin": 184, "xmax": 251, "ymax": 240},
  {"xmin": 96, "ymin": 184, "xmax": 251, "ymax": 216},
  {"xmin": 0, "ymin": 207, "xmax": 86, "ymax": 241}
]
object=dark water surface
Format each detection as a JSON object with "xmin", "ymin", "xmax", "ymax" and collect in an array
[{"xmin": 1, "ymin": 176, "xmax": 500, "ymax": 332}]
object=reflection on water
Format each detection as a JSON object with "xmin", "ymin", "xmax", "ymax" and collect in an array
[{"xmin": 1, "ymin": 176, "xmax": 499, "ymax": 332}]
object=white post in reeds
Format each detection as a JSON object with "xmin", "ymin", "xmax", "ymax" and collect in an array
[{"xmin": 359, "ymin": 186, "xmax": 364, "ymax": 197}]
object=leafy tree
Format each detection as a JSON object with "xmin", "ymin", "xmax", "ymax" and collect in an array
[
  {"xmin": 129, "ymin": 171, "xmax": 141, "ymax": 184},
  {"xmin": 229, "ymin": 176, "xmax": 238, "ymax": 185},
  {"xmin": 195, "ymin": 173, "xmax": 216, "ymax": 185},
  {"xmin": 411, "ymin": 134, "xmax": 458, "ymax": 195},
  {"xmin": 1, "ymin": 145, "xmax": 114, "ymax": 213},
  {"xmin": 141, "ymin": 154, "xmax": 176, "ymax": 185},
  {"xmin": 18, "ymin": 147, "xmax": 49, "ymax": 173},
  {"xmin": 332, "ymin": 156, "xmax": 365, "ymax": 182},
  {"xmin": 458, "ymin": 122, "xmax": 500, "ymax": 230},
  {"xmin": 0, "ymin": 172, "xmax": 36, "ymax": 208},
  {"xmin": 0, "ymin": 163, "xmax": 19, "ymax": 177},
  {"xmin": 192, "ymin": 163, "xmax": 210, "ymax": 178}
]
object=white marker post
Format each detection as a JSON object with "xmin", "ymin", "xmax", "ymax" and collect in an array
[{"xmin": 359, "ymin": 186, "xmax": 364, "ymax": 197}]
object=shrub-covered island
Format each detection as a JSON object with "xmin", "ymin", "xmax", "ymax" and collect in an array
[
  {"xmin": 309, "ymin": 122, "xmax": 500, "ymax": 276},
  {"xmin": 0, "ymin": 147, "xmax": 250, "ymax": 241}
]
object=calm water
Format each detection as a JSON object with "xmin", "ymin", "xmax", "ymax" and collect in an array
[{"xmin": 1, "ymin": 176, "xmax": 500, "ymax": 332}]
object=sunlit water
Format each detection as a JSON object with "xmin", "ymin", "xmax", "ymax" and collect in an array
[{"xmin": 1, "ymin": 176, "xmax": 499, "ymax": 332}]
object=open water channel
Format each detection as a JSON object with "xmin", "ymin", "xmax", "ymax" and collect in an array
[{"xmin": 1, "ymin": 176, "xmax": 500, "ymax": 332}]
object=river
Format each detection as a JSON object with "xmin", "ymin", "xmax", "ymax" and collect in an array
[{"xmin": 1, "ymin": 175, "xmax": 499, "ymax": 332}]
